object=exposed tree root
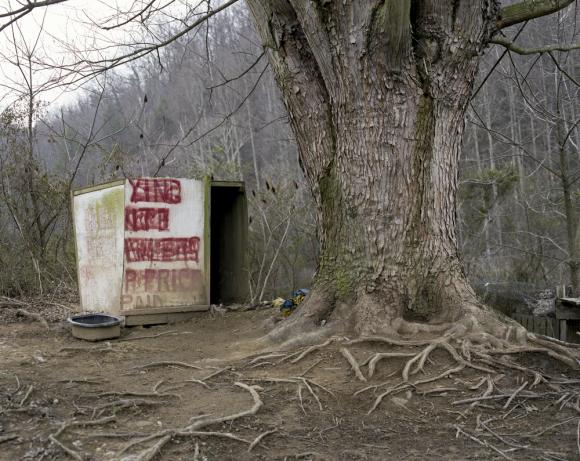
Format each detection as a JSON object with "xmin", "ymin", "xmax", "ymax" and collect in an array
[
  {"xmin": 119, "ymin": 382, "xmax": 264, "ymax": 460},
  {"xmin": 243, "ymin": 376, "xmax": 332, "ymax": 411},
  {"xmin": 263, "ymin": 285, "xmax": 580, "ymax": 378},
  {"xmin": 11, "ymin": 290, "xmax": 578, "ymax": 460},
  {"xmin": 0, "ymin": 435, "xmax": 18, "ymax": 445},
  {"xmin": 252, "ymin": 297, "xmax": 579, "ymax": 421},
  {"xmin": 366, "ymin": 352, "xmax": 414, "ymax": 378},
  {"xmin": 339, "ymin": 347, "xmax": 366, "ymax": 382},
  {"xmin": 289, "ymin": 337, "xmax": 337, "ymax": 364}
]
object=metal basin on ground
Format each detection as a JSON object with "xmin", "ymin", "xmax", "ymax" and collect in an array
[{"xmin": 68, "ymin": 313, "xmax": 121, "ymax": 341}]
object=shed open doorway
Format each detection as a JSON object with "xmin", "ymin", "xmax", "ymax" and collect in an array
[{"xmin": 210, "ymin": 181, "xmax": 248, "ymax": 304}]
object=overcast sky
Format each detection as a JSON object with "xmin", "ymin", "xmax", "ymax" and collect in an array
[{"xmin": 0, "ymin": 0, "xmax": 195, "ymax": 110}]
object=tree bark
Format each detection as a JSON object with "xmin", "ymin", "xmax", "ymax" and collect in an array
[{"xmin": 244, "ymin": 0, "xmax": 564, "ymax": 341}]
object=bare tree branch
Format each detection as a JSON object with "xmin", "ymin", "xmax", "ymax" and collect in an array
[
  {"xmin": 0, "ymin": 0, "xmax": 68, "ymax": 33},
  {"xmin": 46, "ymin": 0, "xmax": 241, "ymax": 80},
  {"xmin": 497, "ymin": 0, "xmax": 576, "ymax": 30},
  {"xmin": 491, "ymin": 36, "xmax": 580, "ymax": 55}
]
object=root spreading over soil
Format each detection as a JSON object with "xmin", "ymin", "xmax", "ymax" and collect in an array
[{"xmin": 0, "ymin": 307, "xmax": 579, "ymax": 460}]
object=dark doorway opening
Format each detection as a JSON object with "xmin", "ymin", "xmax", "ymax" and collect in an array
[{"xmin": 210, "ymin": 182, "xmax": 248, "ymax": 304}]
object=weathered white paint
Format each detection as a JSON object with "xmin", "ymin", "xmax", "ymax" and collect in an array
[
  {"xmin": 120, "ymin": 178, "xmax": 207, "ymax": 312},
  {"xmin": 73, "ymin": 178, "xmax": 208, "ymax": 317},
  {"xmin": 73, "ymin": 184, "xmax": 125, "ymax": 314}
]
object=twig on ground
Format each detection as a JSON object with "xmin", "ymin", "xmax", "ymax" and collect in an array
[
  {"xmin": 0, "ymin": 435, "xmax": 18, "ymax": 444},
  {"xmin": 48, "ymin": 435, "xmax": 83, "ymax": 461},
  {"xmin": 413, "ymin": 364, "xmax": 465, "ymax": 387},
  {"xmin": 132, "ymin": 433, "xmax": 172, "ymax": 461},
  {"xmin": 12, "ymin": 308, "xmax": 49, "ymax": 329},
  {"xmin": 54, "ymin": 415, "xmax": 116, "ymax": 437},
  {"xmin": 300, "ymin": 377, "xmax": 335, "ymax": 397},
  {"xmin": 249, "ymin": 353, "xmax": 286, "ymax": 364},
  {"xmin": 201, "ymin": 367, "xmax": 231, "ymax": 381},
  {"xmin": 248, "ymin": 429, "xmax": 277, "ymax": 452},
  {"xmin": 243, "ymin": 377, "xmax": 297, "ymax": 384},
  {"xmin": 164, "ymin": 379, "xmax": 212, "ymax": 392},
  {"xmin": 93, "ymin": 399, "xmax": 163, "ymax": 418},
  {"xmin": 182, "ymin": 430, "xmax": 250, "ymax": 443},
  {"xmin": 454, "ymin": 425, "xmax": 514, "ymax": 460},
  {"xmin": 117, "ymin": 330, "xmax": 183, "ymax": 342},
  {"xmin": 249, "ymin": 361, "xmax": 274, "ymax": 368},
  {"xmin": 346, "ymin": 336, "xmax": 435, "ymax": 347},
  {"xmin": 59, "ymin": 344, "xmax": 113, "ymax": 353},
  {"xmin": 131, "ymin": 361, "xmax": 203, "ymax": 371},
  {"xmin": 300, "ymin": 358, "xmax": 323, "ymax": 377},
  {"xmin": 95, "ymin": 391, "xmax": 180, "ymax": 399},
  {"xmin": 503, "ymin": 381, "xmax": 528, "ymax": 410},
  {"xmin": 296, "ymin": 377, "xmax": 322, "ymax": 410},
  {"xmin": 452, "ymin": 391, "xmax": 555, "ymax": 406},
  {"xmin": 460, "ymin": 376, "xmax": 493, "ymax": 418},
  {"xmin": 19, "ymin": 385, "xmax": 33, "ymax": 406},
  {"xmin": 577, "ymin": 419, "xmax": 580, "ymax": 457},
  {"xmin": 84, "ymin": 432, "xmax": 149, "ymax": 439},
  {"xmin": 297, "ymin": 384, "xmax": 306, "ymax": 414},
  {"xmin": 57, "ymin": 378, "xmax": 105, "ymax": 385},
  {"xmin": 419, "ymin": 387, "xmax": 458, "ymax": 395},
  {"xmin": 367, "ymin": 383, "xmax": 411, "ymax": 415}
]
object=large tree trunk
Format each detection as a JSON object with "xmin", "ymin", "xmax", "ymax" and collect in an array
[{"xmin": 247, "ymin": 0, "xmax": 514, "ymax": 340}]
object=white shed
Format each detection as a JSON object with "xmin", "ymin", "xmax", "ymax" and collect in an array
[{"xmin": 72, "ymin": 177, "xmax": 247, "ymax": 325}]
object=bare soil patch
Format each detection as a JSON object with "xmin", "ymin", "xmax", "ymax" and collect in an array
[{"xmin": 0, "ymin": 307, "xmax": 579, "ymax": 460}]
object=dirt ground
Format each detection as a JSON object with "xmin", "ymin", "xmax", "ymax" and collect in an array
[{"xmin": 0, "ymin": 305, "xmax": 579, "ymax": 461}]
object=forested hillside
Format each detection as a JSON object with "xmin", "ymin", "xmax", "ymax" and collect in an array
[{"xmin": 0, "ymin": 2, "xmax": 578, "ymax": 300}]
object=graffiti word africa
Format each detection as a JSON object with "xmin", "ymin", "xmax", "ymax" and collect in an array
[{"xmin": 124, "ymin": 268, "xmax": 202, "ymax": 293}]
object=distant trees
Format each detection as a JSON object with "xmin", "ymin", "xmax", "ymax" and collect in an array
[
  {"xmin": 0, "ymin": 0, "xmax": 579, "ymax": 312},
  {"xmin": 0, "ymin": 4, "xmax": 316, "ymax": 298},
  {"xmin": 461, "ymin": 7, "xmax": 580, "ymax": 294}
]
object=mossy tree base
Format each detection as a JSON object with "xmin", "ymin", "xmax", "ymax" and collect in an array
[{"xmin": 246, "ymin": 0, "xmax": 580, "ymax": 371}]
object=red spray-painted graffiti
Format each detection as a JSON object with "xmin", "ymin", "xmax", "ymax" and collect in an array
[
  {"xmin": 121, "ymin": 294, "xmax": 163, "ymax": 309},
  {"xmin": 129, "ymin": 178, "xmax": 182, "ymax": 204},
  {"xmin": 124, "ymin": 268, "xmax": 202, "ymax": 293},
  {"xmin": 125, "ymin": 207, "xmax": 170, "ymax": 232},
  {"xmin": 122, "ymin": 178, "xmax": 205, "ymax": 309},
  {"xmin": 124, "ymin": 237, "xmax": 200, "ymax": 262}
]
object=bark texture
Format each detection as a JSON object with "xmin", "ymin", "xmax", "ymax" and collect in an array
[{"xmin": 245, "ymin": 1, "xmax": 534, "ymax": 340}]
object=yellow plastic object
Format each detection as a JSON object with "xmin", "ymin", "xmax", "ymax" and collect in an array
[{"xmin": 272, "ymin": 297, "xmax": 286, "ymax": 309}]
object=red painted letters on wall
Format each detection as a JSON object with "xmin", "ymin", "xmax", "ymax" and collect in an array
[
  {"xmin": 124, "ymin": 268, "xmax": 201, "ymax": 293},
  {"xmin": 125, "ymin": 207, "xmax": 170, "ymax": 231},
  {"xmin": 129, "ymin": 178, "xmax": 182, "ymax": 204},
  {"xmin": 124, "ymin": 237, "xmax": 200, "ymax": 262}
]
